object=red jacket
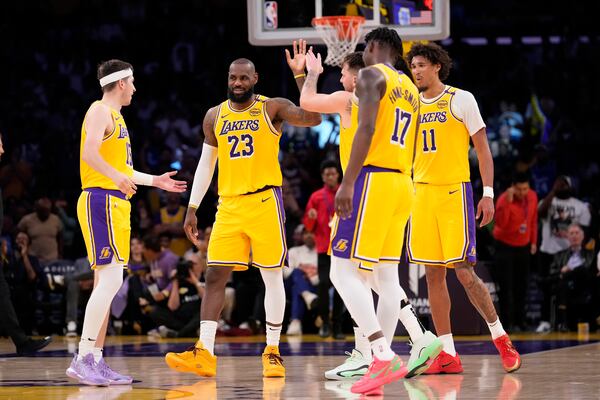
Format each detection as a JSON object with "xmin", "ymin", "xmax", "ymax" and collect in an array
[
  {"xmin": 493, "ymin": 189, "xmax": 538, "ymax": 247},
  {"xmin": 303, "ymin": 185, "xmax": 338, "ymax": 254}
]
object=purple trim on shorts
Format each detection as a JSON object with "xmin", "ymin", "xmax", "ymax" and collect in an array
[
  {"xmin": 273, "ymin": 186, "xmax": 289, "ymax": 267},
  {"xmin": 331, "ymin": 168, "xmax": 370, "ymax": 260},
  {"xmin": 88, "ymin": 191, "xmax": 114, "ymax": 266},
  {"xmin": 464, "ymin": 182, "xmax": 477, "ymax": 263},
  {"xmin": 363, "ymin": 165, "xmax": 402, "ymax": 174},
  {"xmin": 85, "ymin": 187, "xmax": 127, "ymax": 200}
]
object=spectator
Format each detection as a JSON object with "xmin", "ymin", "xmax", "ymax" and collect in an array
[
  {"xmin": 155, "ymin": 192, "xmax": 191, "ymax": 256},
  {"xmin": 2, "ymin": 231, "xmax": 42, "ymax": 334},
  {"xmin": 492, "ymin": 172, "xmax": 538, "ymax": 331},
  {"xmin": 53, "ymin": 197, "xmax": 78, "ymax": 259},
  {"xmin": 17, "ymin": 197, "xmax": 64, "ymax": 264},
  {"xmin": 285, "ymin": 225, "xmax": 319, "ymax": 336},
  {"xmin": 548, "ymin": 224, "xmax": 595, "ymax": 331},
  {"xmin": 537, "ymin": 175, "xmax": 592, "ymax": 332},
  {"xmin": 63, "ymin": 257, "xmax": 94, "ymax": 337},
  {"xmin": 143, "ymin": 234, "xmax": 178, "ymax": 304},
  {"xmin": 0, "ymin": 133, "xmax": 51, "ymax": 354},
  {"xmin": 303, "ymin": 159, "xmax": 345, "ymax": 339},
  {"xmin": 149, "ymin": 253, "xmax": 204, "ymax": 338}
]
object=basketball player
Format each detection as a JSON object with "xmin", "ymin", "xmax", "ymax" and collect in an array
[
  {"xmin": 328, "ymin": 27, "xmax": 420, "ymax": 394},
  {"xmin": 164, "ymin": 58, "xmax": 321, "ymax": 378},
  {"xmin": 406, "ymin": 43, "xmax": 521, "ymax": 373},
  {"xmin": 66, "ymin": 59, "xmax": 187, "ymax": 386},
  {"xmin": 287, "ymin": 41, "xmax": 441, "ymax": 380}
]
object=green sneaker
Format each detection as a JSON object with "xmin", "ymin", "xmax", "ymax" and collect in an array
[{"xmin": 406, "ymin": 331, "xmax": 443, "ymax": 378}]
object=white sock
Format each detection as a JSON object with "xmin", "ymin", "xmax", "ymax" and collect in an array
[
  {"xmin": 78, "ymin": 338, "xmax": 95, "ymax": 360},
  {"xmin": 370, "ymin": 336, "xmax": 395, "ymax": 361},
  {"xmin": 80, "ymin": 262, "xmax": 124, "ymax": 353},
  {"xmin": 354, "ymin": 326, "xmax": 372, "ymax": 362},
  {"xmin": 399, "ymin": 303, "xmax": 425, "ymax": 343},
  {"xmin": 92, "ymin": 347, "xmax": 103, "ymax": 363},
  {"xmin": 373, "ymin": 264, "xmax": 402, "ymax": 345},
  {"xmin": 487, "ymin": 318, "xmax": 507, "ymax": 340},
  {"xmin": 200, "ymin": 320, "xmax": 217, "ymax": 355},
  {"xmin": 260, "ymin": 268, "xmax": 286, "ymax": 347},
  {"xmin": 301, "ymin": 291, "xmax": 317, "ymax": 308},
  {"xmin": 266, "ymin": 323, "xmax": 282, "ymax": 347},
  {"xmin": 439, "ymin": 333, "xmax": 456, "ymax": 356}
]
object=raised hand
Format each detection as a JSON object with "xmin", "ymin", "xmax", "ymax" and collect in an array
[
  {"xmin": 305, "ymin": 50, "xmax": 323, "ymax": 75},
  {"xmin": 154, "ymin": 171, "xmax": 187, "ymax": 193},
  {"xmin": 285, "ymin": 39, "xmax": 309, "ymax": 75}
]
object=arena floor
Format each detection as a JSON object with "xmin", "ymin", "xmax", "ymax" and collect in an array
[{"xmin": 1, "ymin": 333, "xmax": 599, "ymax": 399}]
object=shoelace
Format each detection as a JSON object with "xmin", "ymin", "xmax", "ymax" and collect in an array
[{"xmin": 266, "ymin": 352, "xmax": 284, "ymax": 366}]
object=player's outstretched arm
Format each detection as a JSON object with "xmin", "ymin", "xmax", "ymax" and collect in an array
[
  {"xmin": 335, "ymin": 67, "xmax": 385, "ymax": 219},
  {"xmin": 472, "ymin": 129, "xmax": 495, "ymax": 227},
  {"xmin": 267, "ymin": 98, "xmax": 322, "ymax": 128},
  {"xmin": 83, "ymin": 103, "xmax": 137, "ymax": 197},
  {"xmin": 184, "ymin": 106, "xmax": 219, "ymax": 249},
  {"xmin": 299, "ymin": 50, "xmax": 350, "ymax": 115}
]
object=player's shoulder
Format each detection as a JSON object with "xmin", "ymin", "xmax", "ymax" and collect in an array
[
  {"xmin": 449, "ymin": 86, "xmax": 477, "ymax": 102},
  {"xmin": 86, "ymin": 101, "xmax": 112, "ymax": 118}
]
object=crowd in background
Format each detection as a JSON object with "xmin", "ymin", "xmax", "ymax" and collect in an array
[{"xmin": 1, "ymin": 1, "xmax": 599, "ymax": 339}]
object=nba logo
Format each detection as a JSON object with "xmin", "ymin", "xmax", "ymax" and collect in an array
[{"xmin": 264, "ymin": 1, "xmax": 278, "ymax": 30}]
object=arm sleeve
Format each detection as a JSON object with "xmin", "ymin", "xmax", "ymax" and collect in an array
[
  {"xmin": 132, "ymin": 170, "xmax": 154, "ymax": 186},
  {"xmin": 452, "ymin": 89, "xmax": 486, "ymax": 136},
  {"xmin": 189, "ymin": 143, "xmax": 218, "ymax": 208}
]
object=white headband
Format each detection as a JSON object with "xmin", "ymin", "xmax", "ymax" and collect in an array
[{"xmin": 99, "ymin": 68, "xmax": 133, "ymax": 87}]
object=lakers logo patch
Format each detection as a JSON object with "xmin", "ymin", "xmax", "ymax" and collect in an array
[
  {"xmin": 99, "ymin": 246, "xmax": 112, "ymax": 260},
  {"xmin": 334, "ymin": 239, "xmax": 348, "ymax": 252},
  {"xmin": 470, "ymin": 246, "xmax": 477, "ymax": 256},
  {"xmin": 249, "ymin": 108, "xmax": 261, "ymax": 117},
  {"xmin": 437, "ymin": 99, "xmax": 448, "ymax": 109}
]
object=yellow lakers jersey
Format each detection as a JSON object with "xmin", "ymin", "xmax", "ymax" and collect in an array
[
  {"xmin": 80, "ymin": 101, "xmax": 133, "ymax": 190},
  {"xmin": 413, "ymin": 86, "xmax": 471, "ymax": 184},
  {"xmin": 214, "ymin": 95, "xmax": 282, "ymax": 197},
  {"xmin": 339, "ymin": 94, "xmax": 358, "ymax": 173},
  {"xmin": 362, "ymin": 64, "xmax": 419, "ymax": 172}
]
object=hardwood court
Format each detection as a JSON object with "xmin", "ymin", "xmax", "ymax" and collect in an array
[{"xmin": 1, "ymin": 334, "xmax": 599, "ymax": 399}]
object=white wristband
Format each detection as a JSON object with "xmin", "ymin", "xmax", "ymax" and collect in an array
[
  {"xmin": 483, "ymin": 186, "xmax": 494, "ymax": 199},
  {"xmin": 132, "ymin": 170, "xmax": 154, "ymax": 186}
]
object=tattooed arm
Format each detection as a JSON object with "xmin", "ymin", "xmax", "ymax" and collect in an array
[{"xmin": 266, "ymin": 97, "xmax": 322, "ymax": 130}]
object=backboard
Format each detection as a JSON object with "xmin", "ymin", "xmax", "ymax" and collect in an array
[{"xmin": 247, "ymin": 0, "xmax": 450, "ymax": 46}]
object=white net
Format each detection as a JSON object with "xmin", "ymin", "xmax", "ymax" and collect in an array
[{"xmin": 312, "ymin": 17, "xmax": 365, "ymax": 67}]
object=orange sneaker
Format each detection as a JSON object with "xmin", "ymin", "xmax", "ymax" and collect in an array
[
  {"xmin": 165, "ymin": 340, "xmax": 217, "ymax": 377},
  {"xmin": 423, "ymin": 351, "xmax": 463, "ymax": 374},
  {"xmin": 493, "ymin": 334, "xmax": 521, "ymax": 373},
  {"xmin": 262, "ymin": 345, "xmax": 285, "ymax": 378}
]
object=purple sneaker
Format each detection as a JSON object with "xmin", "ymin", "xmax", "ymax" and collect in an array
[
  {"xmin": 66, "ymin": 353, "xmax": 110, "ymax": 386},
  {"xmin": 97, "ymin": 358, "xmax": 133, "ymax": 385}
]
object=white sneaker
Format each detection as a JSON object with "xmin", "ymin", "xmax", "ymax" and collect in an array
[
  {"xmin": 406, "ymin": 330, "xmax": 443, "ymax": 378},
  {"xmin": 66, "ymin": 321, "xmax": 78, "ymax": 338},
  {"xmin": 535, "ymin": 321, "xmax": 551, "ymax": 333},
  {"xmin": 286, "ymin": 319, "xmax": 302, "ymax": 336},
  {"xmin": 324, "ymin": 349, "xmax": 370, "ymax": 380}
]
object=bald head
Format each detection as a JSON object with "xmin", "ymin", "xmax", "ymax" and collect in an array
[{"xmin": 230, "ymin": 58, "xmax": 255, "ymax": 72}]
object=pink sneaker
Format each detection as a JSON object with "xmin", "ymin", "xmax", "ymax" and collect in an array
[{"xmin": 350, "ymin": 355, "xmax": 407, "ymax": 394}]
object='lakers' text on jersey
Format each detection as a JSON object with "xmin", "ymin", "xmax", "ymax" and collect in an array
[
  {"xmin": 213, "ymin": 95, "xmax": 282, "ymax": 197},
  {"xmin": 413, "ymin": 86, "xmax": 486, "ymax": 185},
  {"xmin": 331, "ymin": 64, "xmax": 418, "ymax": 268},
  {"xmin": 80, "ymin": 101, "xmax": 133, "ymax": 190}
]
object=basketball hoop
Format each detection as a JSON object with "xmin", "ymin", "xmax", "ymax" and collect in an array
[{"xmin": 312, "ymin": 16, "xmax": 365, "ymax": 67}]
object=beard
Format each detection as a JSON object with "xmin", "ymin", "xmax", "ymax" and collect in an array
[{"xmin": 227, "ymin": 86, "xmax": 254, "ymax": 103}]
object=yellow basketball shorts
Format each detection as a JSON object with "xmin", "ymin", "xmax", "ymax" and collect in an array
[
  {"xmin": 77, "ymin": 188, "xmax": 131, "ymax": 269},
  {"xmin": 208, "ymin": 186, "xmax": 287, "ymax": 271},
  {"xmin": 407, "ymin": 182, "xmax": 477, "ymax": 267},
  {"xmin": 330, "ymin": 166, "xmax": 414, "ymax": 270}
]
